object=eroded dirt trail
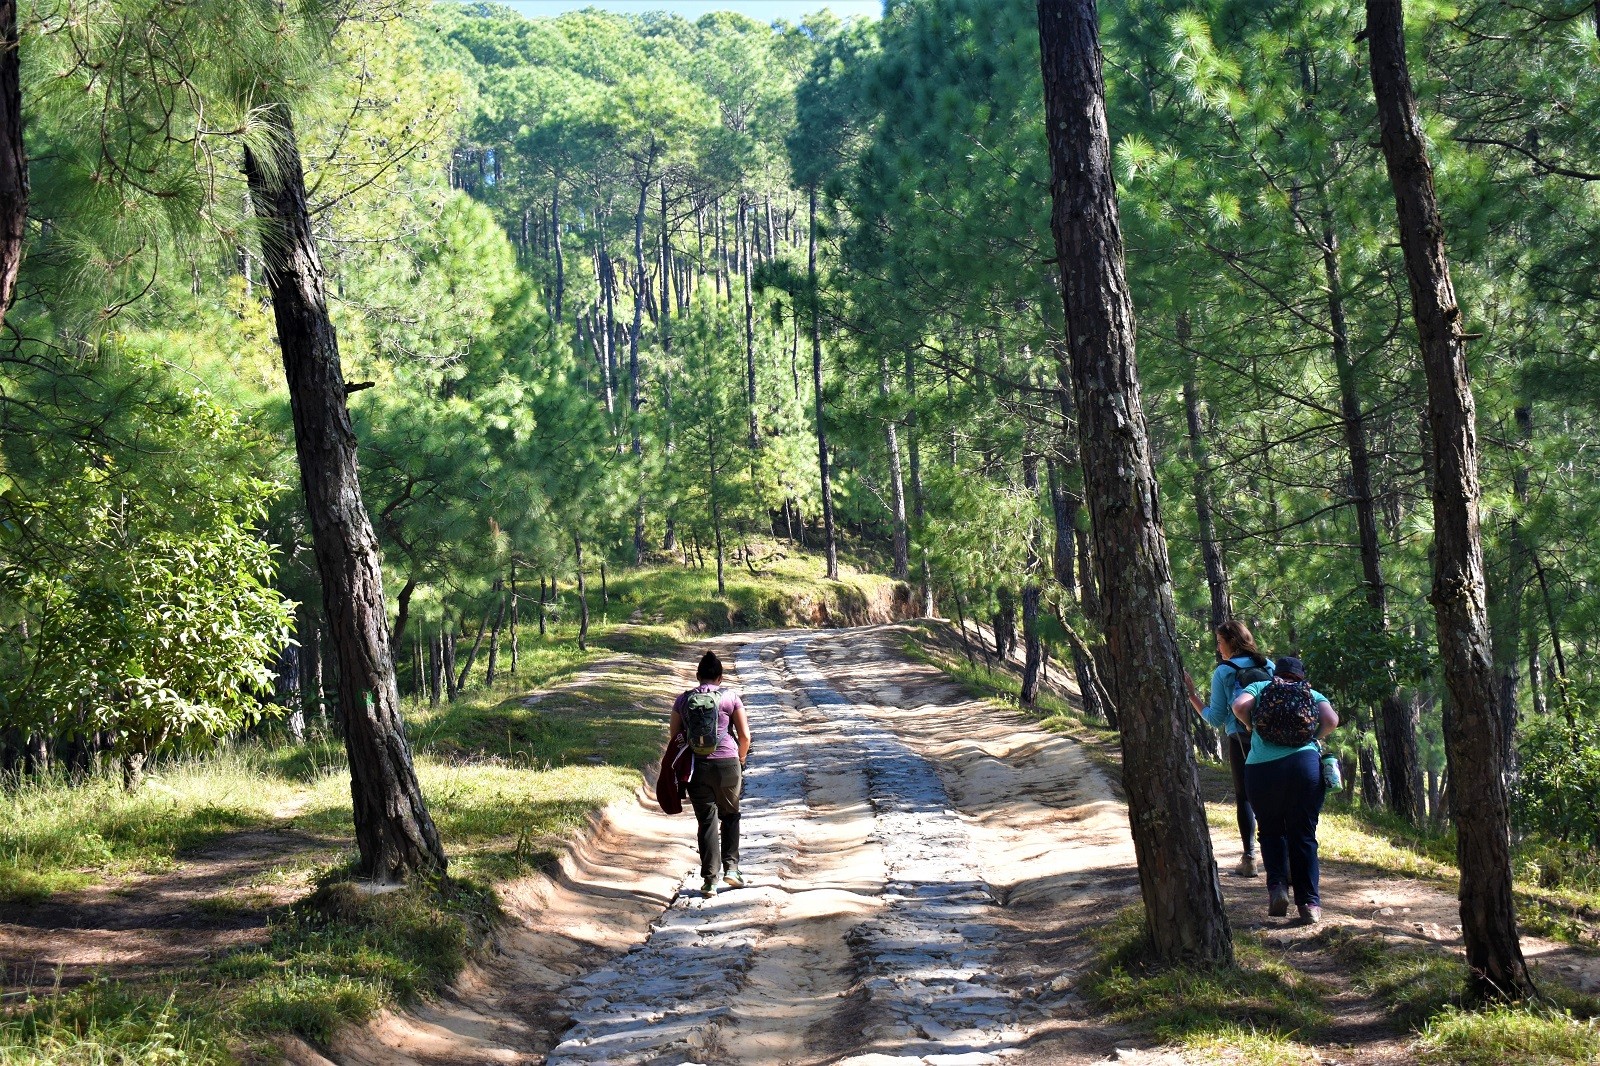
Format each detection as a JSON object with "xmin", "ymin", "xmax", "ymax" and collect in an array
[{"xmin": 529, "ymin": 628, "xmax": 1138, "ymax": 1066}]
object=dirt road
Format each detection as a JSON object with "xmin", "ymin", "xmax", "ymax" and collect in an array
[
  {"xmin": 320, "ymin": 625, "xmax": 1595, "ymax": 1066},
  {"xmin": 323, "ymin": 627, "xmax": 1152, "ymax": 1066}
]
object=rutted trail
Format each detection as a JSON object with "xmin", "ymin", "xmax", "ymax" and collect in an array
[
  {"xmin": 324, "ymin": 625, "xmax": 1144, "ymax": 1066},
  {"xmin": 542, "ymin": 631, "xmax": 1063, "ymax": 1065}
]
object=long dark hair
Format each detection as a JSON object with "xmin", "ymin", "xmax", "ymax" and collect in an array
[{"xmin": 1216, "ymin": 620, "xmax": 1266, "ymax": 667}]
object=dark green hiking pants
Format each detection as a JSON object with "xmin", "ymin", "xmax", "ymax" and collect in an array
[{"xmin": 688, "ymin": 757, "xmax": 741, "ymax": 878}]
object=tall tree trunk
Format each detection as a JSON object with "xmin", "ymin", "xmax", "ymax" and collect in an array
[
  {"xmin": 741, "ymin": 195, "xmax": 760, "ymax": 449},
  {"xmin": 710, "ymin": 423, "xmax": 727, "ymax": 596},
  {"xmin": 307, "ymin": 615, "xmax": 326, "ymax": 724},
  {"xmin": 1047, "ymin": 459, "xmax": 1078, "ymax": 596},
  {"xmin": 1367, "ymin": 0, "xmax": 1533, "ymax": 1000},
  {"xmin": 630, "ymin": 165, "xmax": 654, "ymax": 563},
  {"xmin": 391, "ymin": 575, "xmax": 418, "ymax": 649},
  {"xmin": 0, "ymin": 0, "xmax": 24, "ymax": 322},
  {"xmin": 808, "ymin": 185, "xmax": 839, "ymax": 580},
  {"xmin": 599, "ymin": 246, "xmax": 618, "ymax": 421},
  {"xmin": 1491, "ymin": 403, "xmax": 1532, "ymax": 771},
  {"xmin": 904, "ymin": 349, "xmax": 934, "ymax": 614},
  {"xmin": 551, "ymin": 175, "xmax": 565, "ymax": 324},
  {"xmin": 455, "ymin": 601, "xmax": 493, "ymax": 694},
  {"xmin": 1179, "ymin": 314, "xmax": 1232, "ymax": 629},
  {"xmin": 574, "ymin": 534, "xmax": 590, "ymax": 651},
  {"xmin": 1323, "ymin": 213, "xmax": 1423, "ymax": 824},
  {"xmin": 1021, "ymin": 452, "xmax": 1044, "ymax": 703},
  {"xmin": 428, "ymin": 631, "xmax": 442, "ymax": 707},
  {"xmin": 485, "ymin": 585, "xmax": 507, "ymax": 686},
  {"xmin": 509, "ymin": 562, "xmax": 519, "ymax": 674},
  {"xmin": 244, "ymin": 103, "xmax": 444, "ymax": 881},
  {"xmin": 444, "ymin": 627, "xmax": 457, "ymax": 701},
  {"xmin": 1037, "ymin": 0, "xmax": 1232, "ymax": 966},
  {"xmin": 881, "ymin": 351, "xmax": 910, "ymax": 580}
]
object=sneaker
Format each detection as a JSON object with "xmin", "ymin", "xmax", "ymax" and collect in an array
[
  {"xmin": 723, "ymin": 864, "xmax": 745, "ymax": 888},
  {"xmin": 1268, "ymin": 885, "xmax": 1290, "ymax": 917},
  {"xmin": 1298, "ymin": 903, "xmax": 1321, "ymax": 925},
  {"xmin": 1236, "ymin": 854, "xmax": 1258, "ymax": 878},
  {"xmin": 700, "ymin": 877, "xmax": 718, "ymax": 897}
]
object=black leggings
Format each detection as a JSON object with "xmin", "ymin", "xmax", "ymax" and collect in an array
[{"xmin": 1229, "ymin": 732, "xmax": 1257, "ymax": 857}]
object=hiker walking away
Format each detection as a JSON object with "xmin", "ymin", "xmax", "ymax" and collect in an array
[
  {"xmin": 1184, "ymin": 620, "xmax": 1272, "ymax": 878},
  {"xmin": 669, "ymin": 650, "xmax": 751, "ymax": 897},
  {"xmin": 1232, "ymin": 655, "xmax": 1339, "ymax": 924}
]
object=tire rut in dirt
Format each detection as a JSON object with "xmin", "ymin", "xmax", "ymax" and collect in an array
[
  {"xmin": 543, "ymin": 638, "xmax": 805, "ymax": 1065},
  {"xmin": 784, "ymin": 634, "xmax": 1024, "ymax": 1062}
]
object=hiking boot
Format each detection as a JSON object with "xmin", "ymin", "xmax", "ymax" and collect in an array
[
  {"xmin": 1236, "ymin": 854, "xmax": 1258, "ymax": 878},
  {"xmin": 700, "ymin": 877, "xmax": 718, "ymax": 897},
  {"xmin": 1298, "ymin": 903, "xmax": 1321, "ymax": 925},
  {"xmin": 723, "ymin": 864, "xmax": 745, "ymax": 888},
  {"xmin": 1268, "ymin": 885, "xmax": 1290, "ymax": 917}
]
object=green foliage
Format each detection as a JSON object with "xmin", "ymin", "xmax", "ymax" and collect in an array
[
  {"xmin": 1515, "ymin": 698, "xmax": 1600, "ymax": 849},
  {"xmin": 1299, "ymin": 600, "xmax": 1431, "ymax": 709}
]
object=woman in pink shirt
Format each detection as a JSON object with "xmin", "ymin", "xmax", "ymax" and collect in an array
[{"xmin": 668, "ymin": 651, "xmax": 752, "ymax": 896}]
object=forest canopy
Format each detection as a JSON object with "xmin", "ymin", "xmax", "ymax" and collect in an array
[{"xmin": 0, "ymin": 0, "xmax": 1597, "ymax": 877}]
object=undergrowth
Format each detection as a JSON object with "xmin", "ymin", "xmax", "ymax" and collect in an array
[
  {"xmin": 1318, "ymin": 926, "xmax": 1600, "ymax": 1065},
  {"xmin": 1080, "ymin": 908, "xmax": 1329, "ymax": 1048}
]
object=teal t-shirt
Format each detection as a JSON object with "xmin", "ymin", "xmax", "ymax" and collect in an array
[
  {"xmin": 1241, "ymin": 679, "xmax": 1329, "ymax": 764},
  {"xmin": 1202, "ymin": 656, "xmax": 1275, "ymax": 737}
]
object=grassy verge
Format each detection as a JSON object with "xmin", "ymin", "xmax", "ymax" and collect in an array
[
  {"xmin": 1080, "ymin": 908, "xmax": 1329, "ymax": 1064},
  {"xmin": 896, "ymin": 620, "xmax": 1126, "ymax": 790},
  {"xmin": 1318, "ymin": 926, "xmax": 1600, "ymax": 1065}
]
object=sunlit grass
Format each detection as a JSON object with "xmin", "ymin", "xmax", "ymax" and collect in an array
[
  {"xmin": 0, "ymin": 751, "xmax": 312, "ymax": 903},
  {"xmin": 1080, "ymin": 908, "xmax": 1329, "ymax": 1045},
  {"xmin": 1316, "ymin": 925, "xmax": 1600, "ymax": 1064}
]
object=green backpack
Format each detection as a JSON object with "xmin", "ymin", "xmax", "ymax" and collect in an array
[{"xmin": 684, "ymin": 688, "xmax": 723, "ymax": 757}]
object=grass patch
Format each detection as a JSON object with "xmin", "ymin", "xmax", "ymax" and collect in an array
[
  {"xmin": 0, "ymin": 981, "xmax": 234, "ymax": 1065},
  {"xmin": 1080, "ymin": 908, "xmax": 1328, "ymax": 1044},
  {"xmin": 1416, "ymin": 1004, "xmax": 1600, "ymax": 1065},
  {"xmin": 604, "ymin": 547, "xmax": 899, "ymax": 634},
  {"xmin": 1179, "ymin": 1026, "xmax": 1322, "ymax": 1064},
  {"xmin": 217, "ymin": 874, "xmax": 499, "ymax": 1043},
  {"xmin": 0, "ymin": 752, "xmax": 308, "ymax": 903},
  {"xmin": 1319, "ymin": 926, "xmax": 1600, "ymax": 1065}
]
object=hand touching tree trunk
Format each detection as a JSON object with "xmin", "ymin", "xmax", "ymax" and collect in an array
[
  {"xmin": 1036, "ymin": 0, "xmax": 1232, "ymax": 966},
  {"xmin": 1365, "ymin": 0, "xmax": 1533, "ymax": 1001},
  {"xmin": 244, "ymin": 101, "xmax": 446, "ymax": 883}
]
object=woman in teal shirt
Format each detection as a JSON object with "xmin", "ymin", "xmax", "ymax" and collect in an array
[
  {"xmin": 1231, "ymin": 655, "xmax": 1339, "ymax": 924},
  {"xmin": 1184, "ymin": 620, "xmax": 1272, "ymax": 878}
]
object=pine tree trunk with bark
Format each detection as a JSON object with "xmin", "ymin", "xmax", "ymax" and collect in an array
[
  {"xmin": 0, "ymin": 0, "xmax": 23, "ymax": 323},
  {"xmin": 1037, "ymin": 0, "xmax": 1232, "ymax": 965},
  {"xmin": 243, "ymin": 102, "xmax": 445, "ymax": 882},
  {"xmin": 1322, "ymin": 216, "xmax": 1423, "ymax": 824},
  {"xmin": 1366, "ymin": 0, "xmax": 1533, "ymax": 1000},
  {"xmin": 1178, "ymin": 314, "xmax": 1232, "ymax": 629},
  {"xmin": 808, "ymin": 185, "xmax": 839, "ymax": 580},
  {"xmin": 881, "ymin": 351, "xmax": 910, "ymax": 581}
]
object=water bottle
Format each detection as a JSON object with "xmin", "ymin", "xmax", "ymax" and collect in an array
[{"xmin": 1322, "ymin": 753, "xmax": 1344, "ymax": 793}]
